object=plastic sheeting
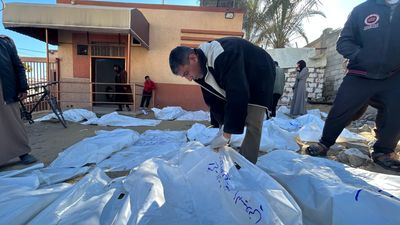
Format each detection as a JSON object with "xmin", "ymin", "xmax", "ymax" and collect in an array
[
  {"xmin": 257, "ymin": 150, "xmax": 400, "ymax": 225},
  {"xmin": 0, "ymin": 175, "xmax": 40, "ymax": 199},
  {"xmin": 135, "ymin": 130, "xmax": 187, "ymax": 146},
  {"xmin": 0, "ymin": 184, "xmax": 71, "ymax": 225},
  {"xmin": 176, "ymin": 110, "xmax": 210, "ymax": 121},
  {"xmin": 35, "ymin": 109, "xmax": 97, "ymax": 122},
  {"xmin": 152, "ymin": 107, "xmax": 210, "ymax": 121},
  {"xmin": 1, "ymin": 165, "xmax": 90, "ymax": 187},
  {"xmin": 272, "ymin": 113, "xmax": 366, "ymax": 143},
  {"xmin": 28, "ymin": 168, "xmax": 113, "ymax": 225},
  {"xmin": 0, "ymin": 163, "xmax": 44, "ymax": 178},
  {"xmin": 98, "ymin": 143, "xmax": 182, "ymax": 172},
  {"xmin": 50, "ymin": 129, "xmax": 139, "ymax": 168},
  {"xmin": 187, "ymin": 122, "xmax": 300, "ymax": 152},
  {"xmin": 98, "ymin": 130, "xmax": 187, "ymax": 171},
  {"xmin": 151, "ymin": 107, "xmax": 185, "ymax": 120},
  {"xmin": 82, "ymin": 112, "xmax": 161, "ymax": 127},
  {"xmin": 114, "ymin": 142, "xmax": 302, "ymax": 225},
  {"xmin": 187, "ymin": 123, "xmax": 219, "ymax": 145},
  {"xmin": 30, "ymin": 167, "xmax": 91, "ymax": 186}
]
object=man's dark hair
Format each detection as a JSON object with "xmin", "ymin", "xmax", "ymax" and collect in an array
[
  {"xmin": 169, "ymin": 46, "xmax": 194, "ymax": 74},
  {"xmin": 145, "ymin": 75, "xmax": 150, "ymax": 79},
  {"xmin": 274, "ymin": 61, "xmax": 279, "ymax": 66}
]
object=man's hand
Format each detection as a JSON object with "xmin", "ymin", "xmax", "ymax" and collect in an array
[
  {"xmin": 18, "ymin": 92, "xmax": 27, "ymax": 101},
  {"xmin": 209, "ymin": 127, "xmax": 231, "ymax": 151}
]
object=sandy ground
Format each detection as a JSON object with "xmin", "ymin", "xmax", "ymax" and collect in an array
[
  {"xmin": 1, "ymin": 104, "xmax": 399, "ymax": 176},
  {"xmin": 0, "ymin": 110, "xmax": 207, "ymax": 171}
]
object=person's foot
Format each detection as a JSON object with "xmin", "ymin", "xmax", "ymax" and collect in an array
[
  {"xmin": 19, "ymin": 154, "xmax": 38, "ymax": 165},
  {"xmin": 306, "ymin": 142, "xmax": 329, "ymax": 156},
  {"xmin": 372, "ymin": 152, "xmax": 400, "ymax": 172}
]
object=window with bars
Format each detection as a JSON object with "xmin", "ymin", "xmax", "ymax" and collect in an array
[{"xmin": 90, "ymin": 44, "xmax": 125, "ymax": 57}]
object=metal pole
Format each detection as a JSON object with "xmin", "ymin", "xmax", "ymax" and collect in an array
[{"xmin": 45, "ymin": 28, "xmax": 49, "ymax": 82}]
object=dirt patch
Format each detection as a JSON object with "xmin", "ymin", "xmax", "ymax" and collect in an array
[{"xmin": 0, "ymin": 111, "xmax": 206, "ymax": 171}]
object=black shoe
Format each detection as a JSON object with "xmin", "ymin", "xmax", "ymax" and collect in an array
[{"xmin": 19, "ymin": 154, "xmax": 38, "ymax": 165}]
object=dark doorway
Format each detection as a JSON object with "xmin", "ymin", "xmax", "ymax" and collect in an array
[{"xmin": 92, "ymin": 58, "xmax": 124, "ymax": 105}]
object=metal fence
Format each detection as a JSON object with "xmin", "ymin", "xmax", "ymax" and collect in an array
[
  {"xmin": 56, "ymin": 81, "xmax": 155, "ymax": 111},
  {"xmin": 21, "ymin": 57, "xmax": 59, "ymax": 112}
]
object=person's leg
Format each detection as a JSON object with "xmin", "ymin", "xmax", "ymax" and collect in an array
[
  {"xmin": 368, "ymin": 77, "xmax": 400, "ymax": 171},
  {"xmin": 239, "ymin": 105, "xmax": 265, "ymax": 164},
  {"xmin": 308, "ymin": 76, "xmax": 376, "ymax": 155},
  {"xmin": 271, "ymin": 93, "xmax": 281, "ymax": 117},
  {"xmin": 145, "ymin": 95, "xmax": 152, "ymax": 108},
  {"xmin": 140, "ymin": 95, "xmax": 146, "ymax": 109},
  {"xmin": 371, "ymin": 88, "xmax": 400, "ymax": 154}
]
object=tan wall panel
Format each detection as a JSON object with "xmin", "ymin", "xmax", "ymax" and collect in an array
[
  {"xmin": 58, "ymin": 30, "xmax": 73, "ymax": 79},
  {"xmin": 153, "ymin": 83, "xmax": 208, "ymax": 111},
  {"xmin": 59, "ymin": 78, "xmax": 91, "ymax": 109},
  {"xmin": 130, "ymin": 9, "xmax": 243, "ymax": 85}
]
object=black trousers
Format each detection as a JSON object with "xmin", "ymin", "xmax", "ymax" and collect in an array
[
  {"xmin": 320, "ymin": 74, "xmax": 400, "ymax": 154},
  {"xmin": 271, "ymin": 93, "xmax": 282, "ymax": 117},
  {"xmin": 140, "ymin": 92, "xmax": 152, "ymax": 108}
]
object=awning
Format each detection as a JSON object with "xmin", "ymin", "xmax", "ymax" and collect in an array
[{"xmin": 2, "ymin": 3, "xmax": 149, "ymax": 48}]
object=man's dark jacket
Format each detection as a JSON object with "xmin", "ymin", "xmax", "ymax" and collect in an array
[
  {"xmin": 194, "ymin": 37, "xmax": 275, "ymax": 134},
  {"xmin": 337, "ymin": 0, "xmax": 400, "ymax": 79},
  {"xmin": 0, "ymin": 35, "xmax": 28, "ymax": 104}
]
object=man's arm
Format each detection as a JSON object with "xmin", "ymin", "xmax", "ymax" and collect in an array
[
  {"xmin": 215, "ymin": 52, "xmax": 249, "ymax": 135},
  {"xmin": 336, "ymin": 10, "xmax": 361, "ymax": 60},
  {"xmin": 200, "ymin": 87, "xmax": 225, "ymax": 127}
]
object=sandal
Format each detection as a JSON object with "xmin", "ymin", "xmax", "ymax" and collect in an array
[
  {"xmin": 372, "ymin": 152, "xmax": 400, "ymax": 172},
  {"xmin": 306, "ymin": 143, "xmax": 329, "ymax": 156}
]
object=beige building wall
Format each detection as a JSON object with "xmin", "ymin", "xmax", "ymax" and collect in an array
[
  {"xmin": 129, "ymin": 8, "xmax": 243, "ymax": 85},
  {"xmin": 58, "ymin": 30, "xmax": 91, "ymax": 108},
  {"xmin": 53, "ymin": 3, "xmax": 243, "ymax": 110}
]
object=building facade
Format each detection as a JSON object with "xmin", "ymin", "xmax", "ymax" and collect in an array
[{"xmin": 3, "ymin": 0, "xmax": 244, "ymax": 110}]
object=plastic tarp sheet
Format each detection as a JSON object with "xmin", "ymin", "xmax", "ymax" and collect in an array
[
  {"xmin": 0, "ymin": 163, "xmax": 44, "ymax": 178},
  {"xmin": 1, "ymin": 164, "xmax": 90, "ymax": 186},
  {"xmin": 187, "ymin": 122, "xmax": 299, "ymax": 152},
  {"xmin": 176, "ymin": 110, "xmax": 210, "ymax": 121},
  {"xmin": 152, "ymin": 107, "xmax": 210, "ymax": 121},
  {"xmin": 134, "ymin": 130, "xmax": 187, "ymax": 146},
  {"xmin": 30, "ymin": 167, "xmax": 91, "ymax": 186},
  {"xmin": 82, "ymin": 112, "xmax": 161, "ymax": 127},
  {"xmin": 35, "ymin": 109, "xmax": 97, "ymax": 122},
  {"xmin": 99, "ymin": 130, "xmax": 187, "ymax": 171},
  {"xmin": 50, "ymin": 129, "xmax": 139, "ymax": 168},
  {"xmin": 0, "ymin": 183, "xmax": 71, "ymax": 225},
  {"xmin": 0, "ymin": 175, "xmax": 40, "ymax": 199},
  {"xmin": 113, "ymin": 142, "xmax": 302, "ymax": 225},
  {"xmin": 271, "ymin": 113, "xmax": 366, "ymax": 143},
  {"xmin": 257, "ymin": 150, "xmax": 400, "ymax": 225},
  {"xmin": 98, "ymin": 143, "xmax": 182, "ymax": 172},
  {"xmin": 28, "ymin": 168, "xmax": 113, "ymax": 225},
  {"xmin": 151, "ymin": 106, "xmax": 185, "ymax": 120}
]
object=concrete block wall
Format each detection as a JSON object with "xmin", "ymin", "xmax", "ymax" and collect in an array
[
  {"xmin": 307, "ymin": 28, "xmax": 346, "ymax": 102},
  {"xmin": 280, "ymin": 67, "xmax": 325, "ymax": 105}
]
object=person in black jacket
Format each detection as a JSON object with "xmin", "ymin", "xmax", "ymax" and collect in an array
[
  {"xmin": 307, "ymin": 0, "xmax": 400, "ymax": 172},
  {"xmin": 0, "ymin": 35, "xmax": 37, "ymax": 165},
  {"xmin": 169, "ymin": 37, "xmax": 275, "ymax": 164}
]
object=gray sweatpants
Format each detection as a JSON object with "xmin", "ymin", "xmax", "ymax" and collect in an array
[
  {"xmin": 239, "ymin": 105, "xmax": 265, "ymax": 164},
  {"xmin": 320, "ymin": 74, "xmax": 400, "ymax": 154}
]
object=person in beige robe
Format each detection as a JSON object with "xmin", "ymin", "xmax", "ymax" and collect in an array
[
  {"xmin": 290, "ymin": 60, "xmax": 309, "ymax": 116},
  {"xmin": 0, "ymin": 35, "xmax": 37, "ymax": 165}
]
